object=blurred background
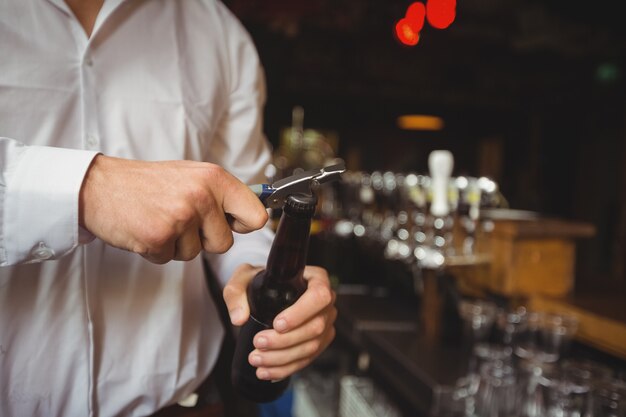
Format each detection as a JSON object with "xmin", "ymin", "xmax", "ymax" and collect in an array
[
  {"xmin": 225, "ymin": 0, "xmax": 626, "ymax": 293},
  {"xmin": 221, "ymin": 2, "xmax": 626, "ymax": 416}
]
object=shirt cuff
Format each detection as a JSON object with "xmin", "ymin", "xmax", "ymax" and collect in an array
[{"xmin": 2, "ymin": 146, "xmax": 99, "ymax": 265}]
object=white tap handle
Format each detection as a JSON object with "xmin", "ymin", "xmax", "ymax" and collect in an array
[{"xmin": 428, "ymin": 150, "xmax": 454, "ymax": 217}]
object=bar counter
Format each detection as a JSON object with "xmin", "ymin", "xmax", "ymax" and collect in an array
[
  {"xmin": 335, "ymin": 288, "xmax": 468, "ymax": 415},
  {"xmin": 332, "ymin": 286, "xmax": 626, "ymax": 417}
]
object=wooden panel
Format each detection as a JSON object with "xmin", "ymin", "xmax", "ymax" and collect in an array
[
  {"xmin": 489, "ymin": 233, "xmax": 514, "ymax": 294},
  {"xmin": 455, "ymin": 218, "xmax": 595, "ymax": 298},
  {"xmin": 509, "ymin": 239, "xmax": 575, "ymax": 296},
  {"xmin": 491, "ymin": 219, "xmax": 596, "ymax": 240},
  {"xmin": 486, "ymin": 237, "xmax": 575, "ymax": 296}
]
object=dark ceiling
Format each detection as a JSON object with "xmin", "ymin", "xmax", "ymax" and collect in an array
[{"xmin": 226, "ymin": 0, "xmax": 626, "ymax": 122}]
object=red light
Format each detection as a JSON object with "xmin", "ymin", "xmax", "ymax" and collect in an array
[
  {"xmin": 426, "ymin": 0, "xmax": 456, "ymax": 29},
  {"xmin": 395, "ymin": 0, "xmax": 456, "ymax": 46},
  {"xmin": 395, "ymin": 18, "xmax": 421, "ymax": 46},
  {"xmin": 406, "ymin": 2, "xmax": 426, "ymax": 32}
]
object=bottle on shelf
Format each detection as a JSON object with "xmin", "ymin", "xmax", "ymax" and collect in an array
[{"xmin": 231, "ymin": 193, "xmax": 318, "ymax": 403}]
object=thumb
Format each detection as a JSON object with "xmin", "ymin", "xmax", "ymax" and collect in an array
[{"xmin": 222, "ymin": 263, "xmax": 262, "ymax": 325}]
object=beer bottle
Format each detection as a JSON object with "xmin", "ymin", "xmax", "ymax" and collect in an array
[{"xmin": 231, "ymin": 193, "xmax": 317, "ymax": 402}]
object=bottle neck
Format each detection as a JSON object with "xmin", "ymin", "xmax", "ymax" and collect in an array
[{"xmin": 265, "ymin": 209, "xmax": 313, "ymax": 281}]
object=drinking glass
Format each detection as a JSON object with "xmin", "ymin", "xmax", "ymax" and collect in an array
[
  {"xmin": 514, "ymin": 311, "xmax": 543, "ymax": 361},
  {"xmin": 459, "ymin": 299, "xmax": 498, "ymax": 345},
  {"xmin": 496, "ymin": 306, "xmax": 528, "ymax": 347},
  {"xmin": 517, "ymin": 359, "xmax": 559, "ymax": 417},
  {"xmin": 593, "ymin": 378, "xmax": 626, "ymax": 417},
  {"xmin": 459, "ymin": 299, "xmax": 511, "ymax": 376},
  {"xmin": 537, "ymin": 313, "xmax": 579, "ymax": 363},
  {"xmin": 431, "ymin": 376, "xmax": 479, "ymax": 417},
  {"xmin": 476, "ymin": 362, "xmax": 518, "ymax": 417},
  {"xmin": 539, "ymin": 367, "xmax": 591, "ymax": 417},
  {"xmin": 562, "ymin": 359, "xmax": 613, "ymax": 416},
  {"xmin": 562, "ymin": 359, "xmax": 612, "ymax": 384},
  {"xmin": 471, "ymin": 343, "xmax": 513, "ymax": 376}
]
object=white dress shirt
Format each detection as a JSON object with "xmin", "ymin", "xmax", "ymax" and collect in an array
[{"xmin": 0, "ymin": 0, "xmax": 274, "ymax": 416}]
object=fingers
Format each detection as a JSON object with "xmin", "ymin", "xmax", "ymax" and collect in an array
[
  {"xmin": 200, "ymin": 210, "xmax": 234, "ymax": 254},
  {"xmin": 242, "ymin": 265, "xmax": 337, "ymax": 381},
  {"xmin": 184, "ymin": 165, "xmax": 269, "ymax": 254},
  {"xmin": 223, "ymin": 264, "xmax": 263, "ymax": 325},
  {"xmin": 172, "ymin": 227, "xmax": 203, "ymax": 261},
  {"xmin": 216, "ymin": 170, "xmax": 268, "ymax": 234},
  {"xmin": 271, "ymin": 266, "xmax": 335, "ymax": 332},
  {"xmin": 254, "ymin": 306, "xmax": 337, "ymax": 351},
  {"xmin": 249, "ymin": 323, "xmax": 336, "ymax": 381},
  {"xmin": 254, "ymin": 358, "xmax": 312, "ymax": 382}
]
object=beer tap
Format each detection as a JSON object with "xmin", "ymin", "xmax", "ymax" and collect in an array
[{"xmin": 416, "ymin": 150, "xmax": 454, "ymax": 269}]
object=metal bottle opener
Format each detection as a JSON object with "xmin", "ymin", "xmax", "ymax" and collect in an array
[{"xmin": 250, "ymin": 162, "xmax": 346, "ymax": 209}]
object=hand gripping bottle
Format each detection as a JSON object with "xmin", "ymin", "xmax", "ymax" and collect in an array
[{"xmin": 231, "ymin": 193, "xmax": 317, "ymax": 402}]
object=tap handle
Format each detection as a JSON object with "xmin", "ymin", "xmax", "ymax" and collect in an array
[{"xmin": 428, "ymin": 150, "xmax": 454, "ymax": 217}]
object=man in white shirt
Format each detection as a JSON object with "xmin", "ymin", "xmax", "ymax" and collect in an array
[{"xmin": 0, "ymin": 0, "xmax": 337, "ymax": 416}]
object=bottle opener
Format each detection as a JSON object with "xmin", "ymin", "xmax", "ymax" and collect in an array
[{"xmin": 250, "ymin": 162, "xmax": 346, "ymax": 209}]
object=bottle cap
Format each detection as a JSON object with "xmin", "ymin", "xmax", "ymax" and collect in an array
[{"xmin": 284, "ymin": 193, "xmax": 317, "ymax": 217}]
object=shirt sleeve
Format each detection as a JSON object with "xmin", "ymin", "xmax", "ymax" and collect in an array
[
  {"xmin": 0, "ymin": 137, "xmax": 99, "ymax": 266},
  {"xmin": 203, "ymin": 2, "xmax": 275, "ymax": 286}
]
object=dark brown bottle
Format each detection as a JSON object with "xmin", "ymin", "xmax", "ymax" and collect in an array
[{"xmin": 231, "ymin": 193, "xmax": 317, "ymax": 403}]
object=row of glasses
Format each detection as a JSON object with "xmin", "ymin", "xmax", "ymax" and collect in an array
[
  {"xmin": 459, "ymin": 301, "xmax": 580, "ymax": 360},
  {"xmin": 431, "ymin": 358, "xmax": 625, "ymax": 416},
  {"xmin": 458, "ymin": 299, "xmax": 512, "ymax": 375},
  {"xmin": 594, "ymin": 378, "xmax": 626, "ymax": 417},
  {"xmin": 439, "ymin": 299, "xmax": 626, "ymax": 417},
  {"xmin": 518, "ymin": 358, "xmax": 623, "ymax": 417},
  {"xmin": 430, "ymin": 360, "xmax": 626, "ymax": 417},
  {"xmin": 514, "ymin": 311, "xmax": 580, "ymax": 364}
]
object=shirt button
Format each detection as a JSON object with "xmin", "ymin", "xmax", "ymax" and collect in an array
[
  {"xmin": 86, "ymin": 134, "xmax": 99, "ymax": 148},
  {"xmin": 31, "ymin": 242, "xmax": 54, "ymax": 260},
  {"xmin": 84, "ymin": 56, "xmax": 94, "ymax": 67}
]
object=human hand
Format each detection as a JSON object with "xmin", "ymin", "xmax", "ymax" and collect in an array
[
  {"xmin": 224, "ymin": 264, "xmax": 337, "ymax": 381},
  {"xmin": 79, "ymin": 155, "xmax": 268, "ymax": 263}
]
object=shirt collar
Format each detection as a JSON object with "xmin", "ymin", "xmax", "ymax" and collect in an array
[
  {"xmin": 44, "ymin": 0, "xmax": 73, "ymax": 16},
  {"xmin": 44, "ymin": 0, "xmax": 131, "ymax": 39}
]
